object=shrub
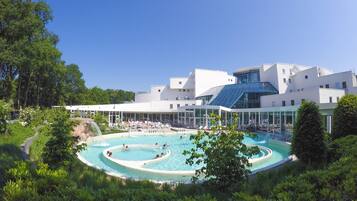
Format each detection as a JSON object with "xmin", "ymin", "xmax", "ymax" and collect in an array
[
  {"xmin": 183, "ymin": 114, "xmax": 259, "ymax": 191},
  {"xmin": 272, "ymin": 135, "xmax": 357, "ymax": 201},
  {"xmin": 332, "ymin": 94, "xmax": 357, "ymax": 139},
  {"xmin": 292, "ymin": 101, "xmax": 326, "ymax": 166},
  {"xmin": 327, "ymin": 135, "xmax": 357, "ymax": 162},
  {"xmin": 271, "ymin": 156, "xmax": 357, "ymax": 201},
  {"xmin": 42, "ymin": 108, "xmax": 85, "ymax": 169},
  {"xmin": 0, "ymin": 100, "xmax": 11, "ymax": 134}
]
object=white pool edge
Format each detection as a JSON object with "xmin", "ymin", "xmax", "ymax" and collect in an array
[{"xmin": 77, "ymin": 132, "xmax": 293, "ymax": 183}]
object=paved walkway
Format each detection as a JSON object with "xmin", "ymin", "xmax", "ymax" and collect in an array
[{"xmin": 20, "ymin": 127, "xmax": 39, "ymax": 160}]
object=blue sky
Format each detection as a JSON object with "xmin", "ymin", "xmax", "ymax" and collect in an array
[{"xmin": 46, "ymin": 0, "xmax": 357, "ymax": 92}]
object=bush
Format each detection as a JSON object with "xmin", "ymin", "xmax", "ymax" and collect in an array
[
  {"xmin": 271, "ymin": 156, "xmax": 357, "ymax": 201},
  {"xmin": 292, "ymin": 101, "xmax": 326, "ymax": 166},
  {"xmin": 272, "ymin": 135, "xmax": 357, "ymax": 201},
  {"xmin": 42, "ymin": 109, "xmax": 85, "ymax": 169},
  {"xmin": 332, "ymin": 94, "xmax": 357, "ymax": 140},
  {"xmin": 0, "ymin": 100, "xmax": 11, "ymax": 134},
  {"xmin": 327, "ymin": 135, "xmax": 357, "ymax": 163},
  {"xmin": 183, "ymin": 114, "xmax": 259, "ymax": 191},
  {"xmin": 92, "ymin": 113, "xmax": 108, "ymax": 132}
]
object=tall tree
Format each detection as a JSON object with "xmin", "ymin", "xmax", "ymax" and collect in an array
[
  {"xmin": 292, "ymin": 101, "xmax": 326, "ymax": 166},
  {"xmin": 63, "ymin": 64, "xmax": 86, "ymax": 105},
  {"xmin": 0, "ymin": 0, "xmax": 52, "ymax": 104},
  {"xmin": 332, "ymin": 94, "xmax": 357, "ymax": 140}
]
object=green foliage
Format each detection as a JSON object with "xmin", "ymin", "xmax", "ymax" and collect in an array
[
  {"xmin": 92, "ymin": 112, "xmax": 108, "ymax": 132},
  {"xmin": 232, "ymin": 192, "xmax": 265, "ymax": 201},
  {"xmin": 184, "ymin": 114, "xmax": 259, "ymax": 191},
  {"xmin": 271, "ymin": 157, "xmax": 357, "ymax": 201},
  {"xmin": 0, "ymin": 122, "xmax": 33, "ymax": 146},
  {"xmin": 243, "ymin": 161, "xmax": 307, "ymax": 198},
  {"xmin": 81, "ymin": 87, "xmax": 135, "ymax": 105},
  {"xmin": 327, "ymin": 135, "xmax": 357, "ymax": 163},
  {"xmin": 0, "ymin": 0, "xmax": 134, "ymax": 108},
  {"xmin": 292, "ymin": 101, "xmax": 326, "ymax": 166},
  {"xmin": 42, "ymin": 109, "xmax": 85, "ymax": 169},
  {"xmin": 272, "ymin": 135, "xmax": 357, "ymax": 201},
  {"xmin": 0, "ymin": 100, "xmax": 11, "ymax": 134},
  {"xmin": 29, "ymin": 129, "xmax": 51, "ymax": 161},
  {"xmin": 18, "ymin": 107, "xmax": 39, "ymax": 127},
  {"xmin": 63, "ymin": 64, "xmax": 87, "ymax": 105},
  {"xmin": 332, "ymin": 94, "xmax": 357, "ymax": 140},
  {"xmin": 2, "ymin": 161, "xmax": 94, "ymax": 201}
]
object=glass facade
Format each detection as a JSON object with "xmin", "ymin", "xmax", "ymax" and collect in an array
[
  {"xmin": 234, "ymin": 69, "xmax": 260, "ymax": 84},
  {"xmin": 209, "ymin": 82, "xmax": 278, "ymax": 108}
]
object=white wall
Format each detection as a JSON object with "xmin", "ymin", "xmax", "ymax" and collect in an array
[
  {"xmin": 261, "ymin": 87, "xmax": 345, "ymax": 107},
  {"xmin": 194, "ymin": 69, "xmax": 235, "ymax": 97}
]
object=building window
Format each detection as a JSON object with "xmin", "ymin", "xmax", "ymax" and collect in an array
[
  {"xmin": 329, "ymin": 97, "xmax": 333, "ymax": 103},
  {"xmin": 175, "ymin": 97, "xmax": 179, "ymax": 100},
  {"xmin": 185, "ymin": 104, "xmax": 188, "ymax": 106},
  {"xmin": 342, "ymin": 81, "xmax": 347, "ymax": 89},
  {"xmin": 282, "ymin": 100, "xmax": 286, "ymax": 106},
  {"xmin": 305, "ymin": 75, "xmax": 308, "ymax": 79},
  {"xmin": 179, "ymin": 81, "xmax": 182, "ymax": 84},
  {"xmin": 301, "ymin": 99, "xmax": 305, "ymax": 103},
  {"xmin": 170, "ymin": 104, "xmax": 173, "ymax": 109},
  {"xmin": 337, "ymin": 97, "xmax": 340, "ymax": 102},
  {"xmin": 178, "ymin": 89, "xmax": 182, "ymax": 92},
  {"xmin": 283, "ymin": 78, "xmax": 286, "ymax": 83},
  {"xmin": 297, "ymin": 89, "xmax": 300, "ymax": 92},
  {"xmin": 291, "ymin": 100, "xmax": 295, "ymax": 106},
  {"xmin": 320, "ymin": 85, "xmax": 323, "ymax": 88},
  {"xmin": 272, "ymin": 101, "xmax": 276, "ymax": 107},
  {"xmin": 187, "ymin": 89, "xmax": 190, "ymax": 92},
  {"xmin": 177, "ymin": 104, "xmax": 180, "ymax": 108},
  {"xmin": 183, "ymin": 89, "xmax": 186, "ymax": 92},
  {"xmin": 289, "ymin": 78, "xmax": 291, "ymax": 83},
  {"xmin": 301, "ymin": 88, "xmax": 304, "ymax": 91},
  {"xmin": 282, "ymin": 69, "xmax": 286, "ymax": 74},
  {"xmin": 325, "ymin": 84, "xmax": 329, "ymax": 88},
  {"xmin": 158, "ymin": 89, "xmax": 161, "ymax": 92}
]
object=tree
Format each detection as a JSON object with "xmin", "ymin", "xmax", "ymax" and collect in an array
[
  {"xmin": 63, "ymin": 64, "xmax": 86, "ymax": 105},
  {"xmin": 292, "ymin": 101, "xmax": 326, "ymax": 166},
  {"xmin": 183, "ymin": 114, "xmax": 259, "ymax": 191},
  {"xmin": 0, "ymin": 100, "xmax": 11, "ymax": 134},
  {"xmin": 42, "ymin": 108, "xmax": 85, "ymax": 169},
  {"xmin": 92, "ymin": 112, "xmax": 108, "ymax": 132},
  {"xmin": 0, "ymin": 0, "xmax": 53, "ymax": 105},
  {"xmin": 332, "ymin": 94, "xmax": 357, "ymax": 140}
]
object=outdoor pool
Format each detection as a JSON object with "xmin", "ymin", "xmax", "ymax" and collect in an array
[{"xmin": 78, "ymin": 133, "xmax": 291, "ymax": 183}]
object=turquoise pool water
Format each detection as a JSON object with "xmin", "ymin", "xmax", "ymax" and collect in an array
[{"xmin": 79, "ymin": 133, "xmax": 290, "ymax": 182}]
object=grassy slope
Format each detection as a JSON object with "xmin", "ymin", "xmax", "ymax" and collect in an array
[
  {"xmin": 29, "ymin": 131, "xmax": 50, "ymax": 161},
  {"xmin": 0, "ymin": 122, "xmax": 34, "ymax": 146},
  {"xmin": 0, "ymin": 123, "xmax": 34, "ymax": 187}
]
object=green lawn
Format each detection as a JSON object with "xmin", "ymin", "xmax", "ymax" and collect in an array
[
  {"xmin": 30, "ymin": 130, "xmax": 51, "ymax": 161},
  {"xmin": 0, "ymin": 122, "xmax": 34, "ymax": 187},
  {"xmin": 0, "ymin": 122, "xmax": 34, "ymax": 146}
]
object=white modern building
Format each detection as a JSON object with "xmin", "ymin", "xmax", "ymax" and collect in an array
[{"xmin": 65, "ymin": 63, "xmax": 357, "ymax": 138}]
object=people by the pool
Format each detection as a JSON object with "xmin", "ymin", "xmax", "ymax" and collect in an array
[
  {"xmin": 154, "ymin": 152, "xmax": 165, "ymax": 159},
  {"xmin": 121, "ymin": 144, "xmax": 129, "ymax": 151}
]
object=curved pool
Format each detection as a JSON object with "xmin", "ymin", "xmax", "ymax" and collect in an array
[{"xmin": 78, "ymin": 133, "xmax": 291, "ymax": 183}]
